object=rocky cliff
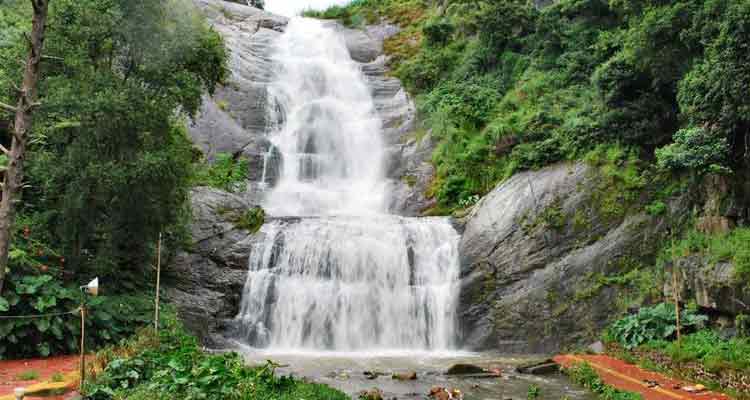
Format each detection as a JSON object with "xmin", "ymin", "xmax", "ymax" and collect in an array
[
  {"xmin": 457, "ymin": 162, "xmax": 682, "ymax": 353},
  {"xmin": 167, "ymin": 0, "xmax": 435, "ymax": 345}
]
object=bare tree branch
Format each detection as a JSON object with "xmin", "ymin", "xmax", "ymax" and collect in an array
[
  {"xmin": 0, "ymin": 102, "xmax": 17, "ymax": 114},
  {"xmin": 0, "ymin": 145, "xmax": 10, "ymax": 156}
]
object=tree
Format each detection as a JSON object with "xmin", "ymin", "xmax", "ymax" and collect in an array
[
  {"xmin": 250, "ymin": 0, "xmax": 264, "ymax": 10},
  {"xmin": 0, "ymin": 0, "xmax": 49, "ymax": 293}
]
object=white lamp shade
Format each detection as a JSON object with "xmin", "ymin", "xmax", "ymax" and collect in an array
[{"xmin": 86, "ymin": 278, "xmax": 99, "ymax": 296}]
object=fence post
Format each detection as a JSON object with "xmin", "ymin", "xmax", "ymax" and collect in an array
[{"xmin": 154, "ymin": 232, "xmax": 162, "ymax": 332}]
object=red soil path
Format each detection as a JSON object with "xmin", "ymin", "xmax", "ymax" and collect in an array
[
  {"xmin": 0, "ymin": 356, "xmax": 80, "ymax": 399},
  {"xmin": 554, "ymin": 354, "xmax": 732, "ymax": 400}
]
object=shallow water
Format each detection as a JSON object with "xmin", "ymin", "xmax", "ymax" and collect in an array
[{"xmin": 234, "ymin": 344, "xmax": 594, "ymax": 400}]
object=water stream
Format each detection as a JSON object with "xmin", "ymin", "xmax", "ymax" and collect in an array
[{"xmin": 236, "ymin": 17, "xmax": 460, "ymax": 352}]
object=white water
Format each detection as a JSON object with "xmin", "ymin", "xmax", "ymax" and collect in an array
[
  {"xmin": 263, "ymin": 18, "xmax": 386, "ymax": 216},
  {"xmin": 236, "ymin": 18, "xmax": 461, "ymax": 351}
]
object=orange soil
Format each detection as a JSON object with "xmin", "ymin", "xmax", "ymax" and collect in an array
[
  {"xmin": 555, "ymin": 354, "xmax": 732, "ymax": 400},
  {"xmin": 0, "ymin": 355, "xmax": 80, "ymax": 399}
]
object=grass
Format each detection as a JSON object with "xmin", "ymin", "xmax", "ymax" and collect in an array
[
  {"xmin": 564, "ymin": 362, "xmax": 642, "ymax": 400},
  {"xmin": 17, "ymin": 370, "xmax": 40, "ymax": 381},
  {"xmin": 50, "ymin": 372, "xmax": 65, "ymax": 382},
  {"xmin": 644, "ymin": 330, "xmax": 750, "ymax": 373}
]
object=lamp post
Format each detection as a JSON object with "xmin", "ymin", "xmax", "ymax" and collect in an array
[{"xmin": 79, "ymin": 278, "xmax": 99, "ymax": 391}]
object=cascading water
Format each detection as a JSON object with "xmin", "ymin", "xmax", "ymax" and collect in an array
[{"xmin": 236, "ymin": 17, "xmax": 461, "ymax": 351}]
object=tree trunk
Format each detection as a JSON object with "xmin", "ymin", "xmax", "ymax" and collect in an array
[{"xmin": 0, "ymin": 0, "xmax": 50, "ymax": 293}]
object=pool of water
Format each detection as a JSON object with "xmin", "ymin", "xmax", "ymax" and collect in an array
[{"xmin": 233, "ymin": 344, "xmax": 594, "ymax": 400}]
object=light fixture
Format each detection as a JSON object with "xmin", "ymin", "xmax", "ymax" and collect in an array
[{"xmin": 81, "ymin": 277, "xmax": 99, "ymax": 297}]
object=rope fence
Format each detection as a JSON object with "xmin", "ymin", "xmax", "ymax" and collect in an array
[{"xmin": 0, "ymin": 308, "xmax": 81, "ymax": 320}]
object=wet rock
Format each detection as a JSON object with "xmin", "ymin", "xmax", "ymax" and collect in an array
[
  {"xmin": 392, "ymin": 371, "xmax": 417, "ymax": 381},
  {"xmin": 458, "ymin": 162, "xmax": 687, "ymax": 353},
  {"xmin": 429, "ymin": 387, "xmax": 464, "ymax": 400},
  {"xmin": 446, "ymin": 364, "xmax": 485, "ymax": 375},
  {"xmin": 516, "ymin": 360, "xmax": 559, "ymax": 375},
  {"xmin": 165, "ymin": 188, "xmax": 265, "ymax": 345},
  {"xmin": 364, "ymin": 371, "xmax": 387, "ymax": 380}
]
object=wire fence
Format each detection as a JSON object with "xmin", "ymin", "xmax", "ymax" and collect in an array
[{"xmin": 0, "ymin": 308, "xmax": 81, "ymax": 320}]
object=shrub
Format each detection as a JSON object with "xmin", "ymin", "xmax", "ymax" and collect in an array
[
  {"xmin": 235, "ymin": 207, "xmax": 265, "ymax": 233},
  {"xmin": 656, "ymin": 127, "xmax": 730, "ymax": 174},
  {"xmin": 422, "ymin": 18, "xmax": 454, "ymax": 46},
  {"xmin": 86, "ymin": 315, "xmax": 348, "ymax": 400},
  {"xmin": 606, "ymin": 303, "xmax": 707, "ymax": 349},
  {"xmin": 193, "ymin": 153, "xmax": 249, "ymax": 193}
]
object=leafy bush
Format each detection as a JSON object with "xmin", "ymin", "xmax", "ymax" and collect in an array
[
  {"xmin": 86, "ymin": 316, "xmax": 348, "ymax": 400},
  {"xmin": 193, "ymin": 153, "xmax": 249, "ymax": 193},
  {"xmin": 422, "ymin": 18, "xmax": 454, "ymax": 46},
  {"xmin": 565, "ymin": 362, "xmax": 642, "ymax": 400},
  {"xmin": 0, "ymin": 219, "xmax": 155, "ymax": 359},
  {"xmin": 606, "ymin": 303, "xmax": 708, "ymax": 349},
  {"xmin": 656, "ymin": 127, "xmax": 730, "ymax": 174},
  {"xmin": 0, "ymin": 271, "xmax": 154, "ymax": 359}
]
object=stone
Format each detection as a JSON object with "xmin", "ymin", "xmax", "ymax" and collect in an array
[
  {"xmin": 446, "ymin": 364, "xmax": 485, "ymax": 375},
  {"xmin": 164, "ymin": 188, "xmax": 263, "ymax": 345},
  {"xmin": 588, "ymin": 341, "xmax": 605, "ymax": 354},
  {"xmin": 665, "ymin": 255, "xmax": 750, "ymax": 316},
  {"xmin": 392, "ymin": 371, "xmax": 417, "ymax": 380},
  {"xmin": 516, "ymin": 361, "xmax": 559, "ymax": 375},
  {"xmin": 458, "ymin": 162, "xmax": 686, "ymax": 353}
]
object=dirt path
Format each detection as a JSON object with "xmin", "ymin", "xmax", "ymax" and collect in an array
[
  {"xmin": 0, "ymin": 356, "xmax": 80, "ymax": 400},
  {"xmin": 554, "ymin": 354, "xmax": 731, "ymax": 400}
]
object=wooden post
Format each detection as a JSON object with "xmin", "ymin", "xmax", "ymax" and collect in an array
[
  {"xmin": 79, "ymin": 305, "xmax": 86, "ymax": 390},
  {"xmin": 154, "ymin": 232, "xmax": 162, "ymax": 332}
]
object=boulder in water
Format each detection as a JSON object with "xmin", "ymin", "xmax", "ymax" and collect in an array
[
  {"xmin": 446, "ymin": 363, "xmax": 485, "ymax": 375},
  {"xmin": 392, "ymin": 371, "xmax": 417, "ymax": 381},
  {"xmin": 516, "ymin": 360, "xmax": 559, "ymax": 375}
]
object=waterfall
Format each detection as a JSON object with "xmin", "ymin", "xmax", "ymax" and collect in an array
[{"xmin": 236, "ymin": 18, "xmax": 460, "ymax": 351}]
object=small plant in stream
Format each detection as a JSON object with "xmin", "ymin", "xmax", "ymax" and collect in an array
[{"xmin": 527, "ymin": 384, "xmax": 541, "ymax": 400}]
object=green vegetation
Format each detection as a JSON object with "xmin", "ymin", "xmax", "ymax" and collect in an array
[
  {"xmin": 659, "ymin": 228, "xmax": 750, "ymax": 284},
  {"xmin": 527, "ymin": 384, "xmax": 541, "ymax": 400},
  {"xmin": 51, "ymin": 372, "xmax": 65, "ymax": 382},
  {"xmin": 17, "ymin": 369, "xmax": 40, "ymax": 381},
  {"xmin": 235, "ymin": 207, "xmax": 266, "ymax": 233},
  {"xmin": 1, "ymin": 0, "xmax": 227, "ymax": 358},
  {"xmin": 86, "ymin": 316, "xmax": 348, "ymax": 400},
  {"xmin": 310, "ymin": 0, "xmax": 750, "ymax": 213},
  {"xmin": 645, "ymin": 330, "xmax": 750, "ymax": 373},
  {"xmin": 194, "ymin": 153, "xmax": 250, "ymax": 193},
  {"xmin": 565, "ymin": 363, "xmax": 642, "ymax": 400},
  {"xmin": 605, "ymin": 303, "xmax": 707, "ymax": 349}
]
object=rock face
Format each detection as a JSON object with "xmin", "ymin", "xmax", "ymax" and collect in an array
[
  {"xmin": 458, "ymin": 162, "xmax": 678, "ymax": 353},
  {"xmin": 164, "ymin": 187, "xmax": 258, "ymax": 346},
  {"xmin": 667, "ymin": 256, "xmax": 750, "ymax": 316}
]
